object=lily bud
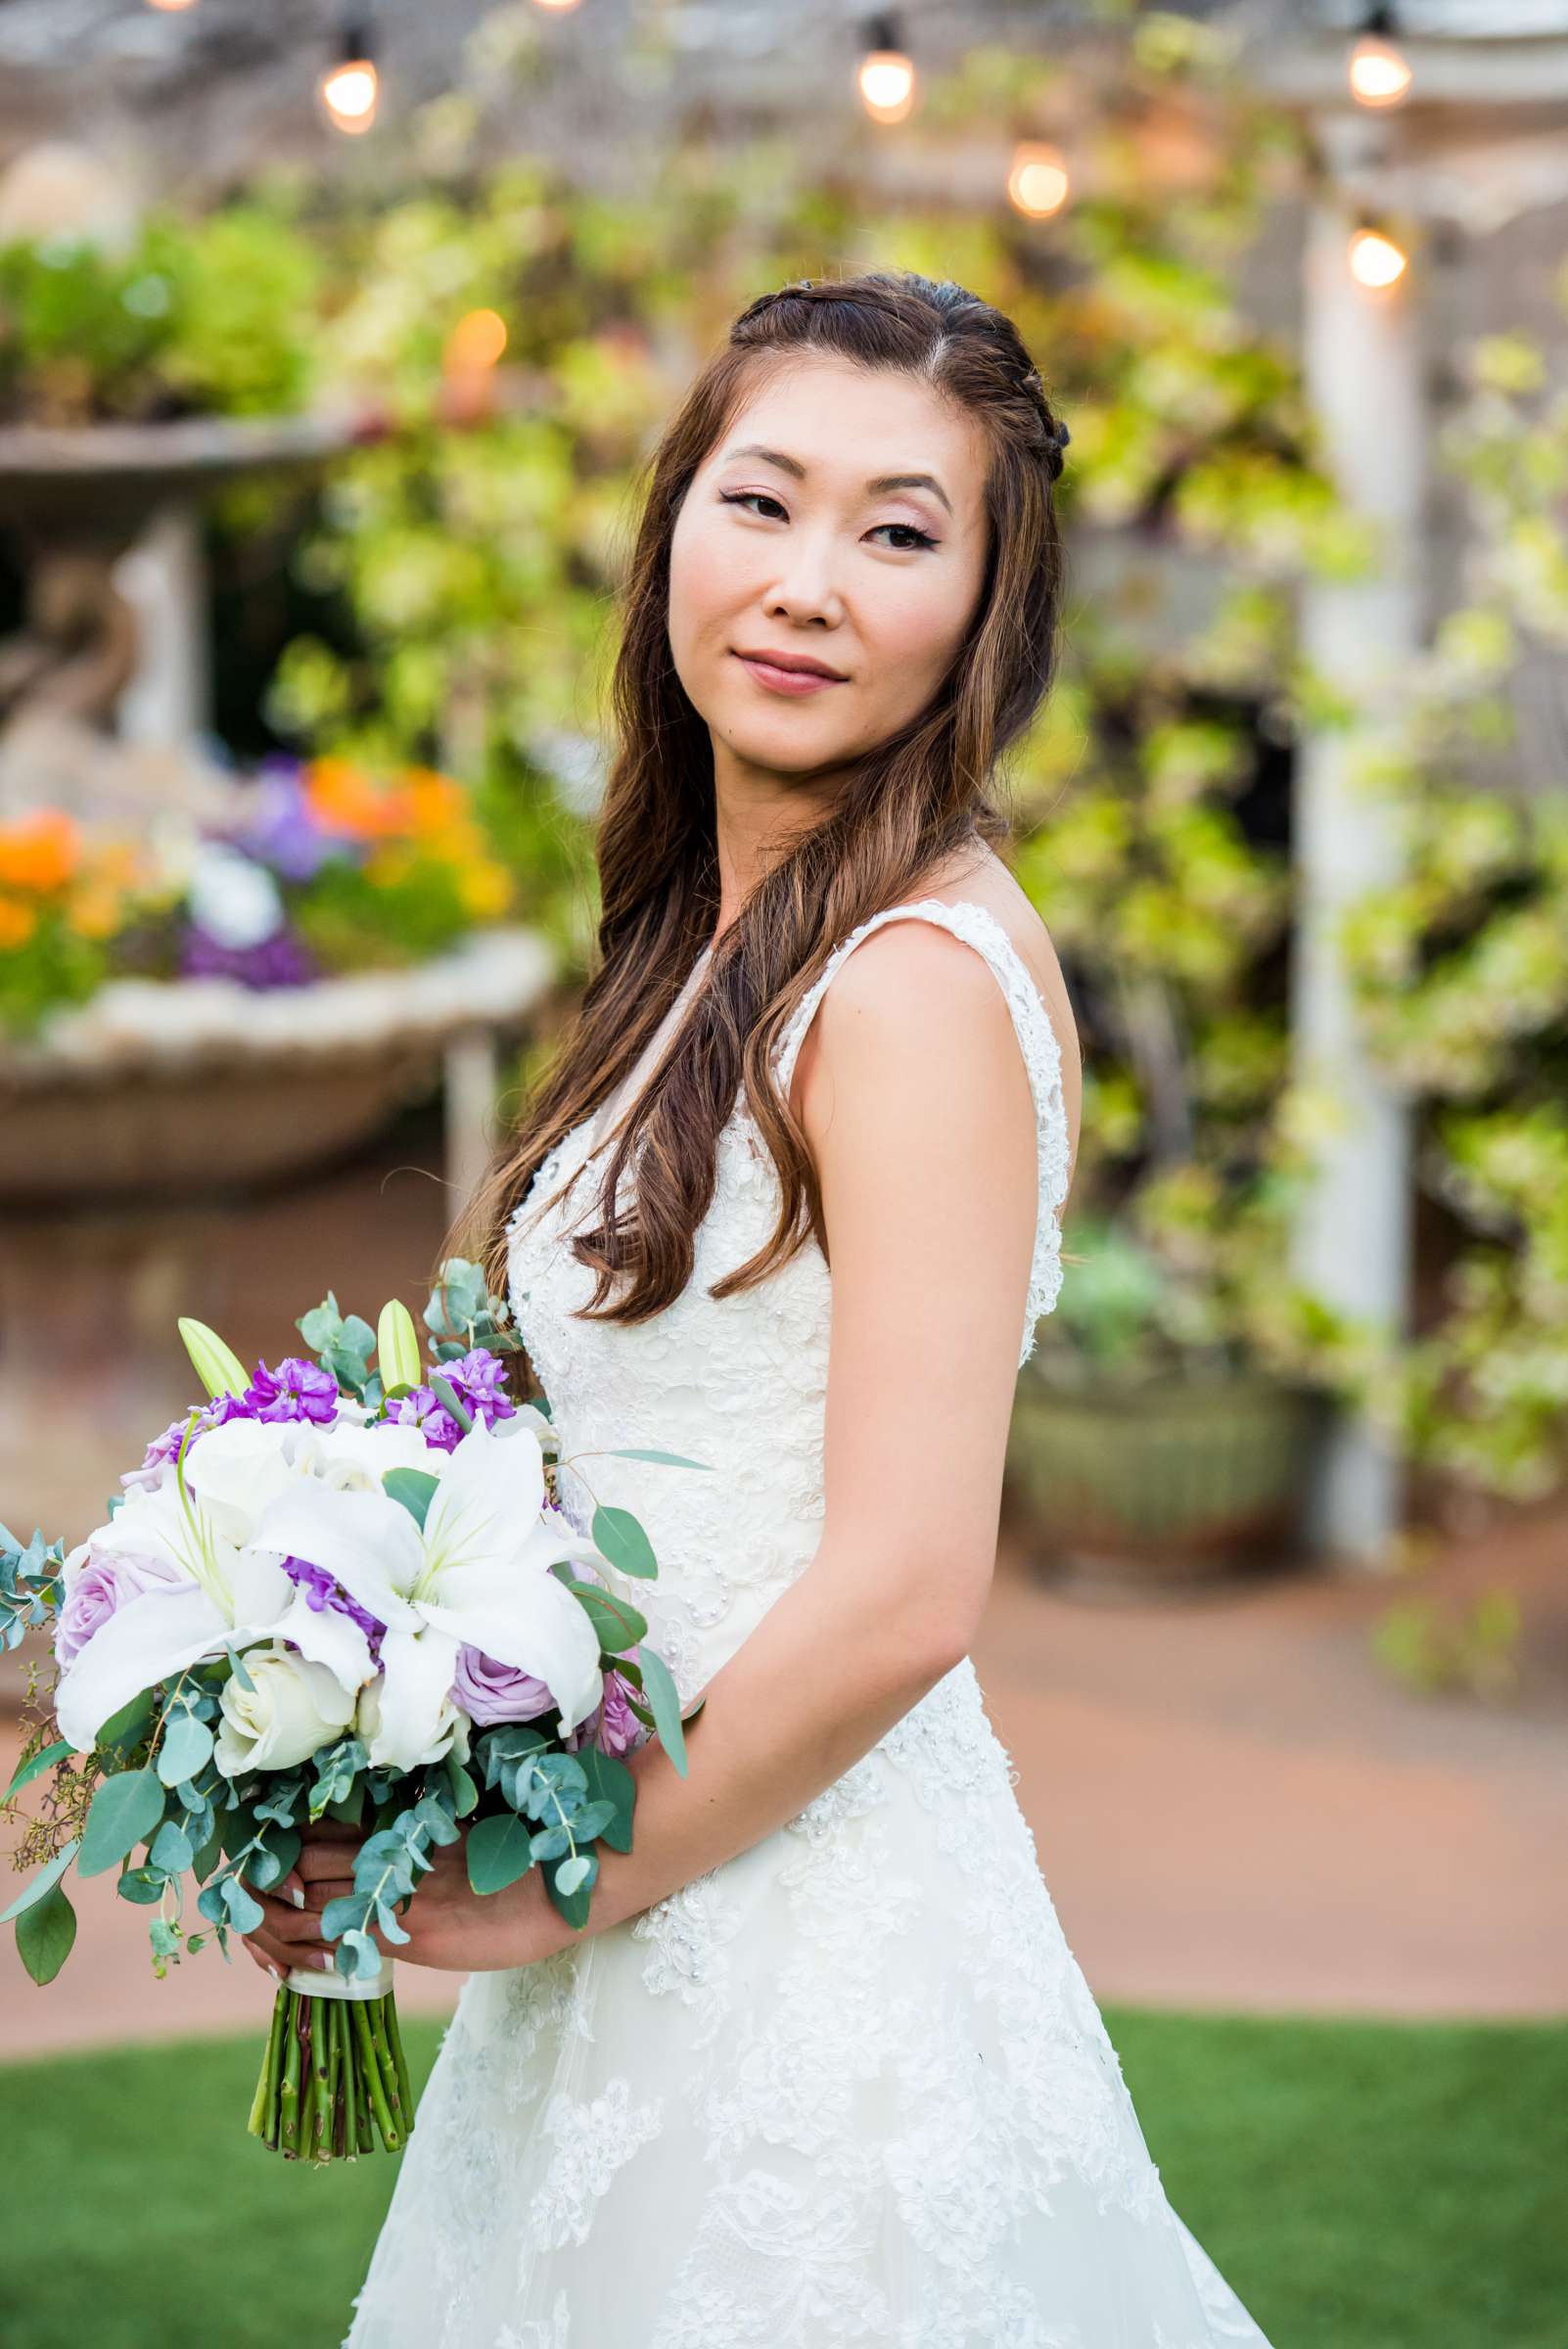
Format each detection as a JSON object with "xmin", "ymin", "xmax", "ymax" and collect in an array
[
  {"xmin": 177, "ymin": 1315, "xmax": 251, "ymax": 1402},
  {"xmin": 377, "ymin": 1298, "xmax": 423, "ymax": 1397}
]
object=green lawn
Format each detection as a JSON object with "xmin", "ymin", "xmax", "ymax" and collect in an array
[{"xmin": 3, "ymin": 2009, "xmax": 1563, "ymax": 2348}]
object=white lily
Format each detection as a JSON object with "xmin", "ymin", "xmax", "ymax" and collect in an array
[
  {"xmin": 52, "ymin": 1465, "xmax": 373, "ymax": 1752},
  {"xmin": 251, "ymin": 1415, "xmax": 608, "ymax": 1772}
]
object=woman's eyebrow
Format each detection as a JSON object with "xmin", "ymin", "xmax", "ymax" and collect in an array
[{"xmin": 718, "ymin": 442, "xmax": 953, "ymax": 519}]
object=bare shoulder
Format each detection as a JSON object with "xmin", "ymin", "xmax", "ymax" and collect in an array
[{"xmin": 792, "ymin": 911, "xmax": 1025, "ymax": 1139}]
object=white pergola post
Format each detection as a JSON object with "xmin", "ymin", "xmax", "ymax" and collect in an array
[{"xmin": 1290, "ymin": 153, "xmax": 1425, "ymax": 1567}]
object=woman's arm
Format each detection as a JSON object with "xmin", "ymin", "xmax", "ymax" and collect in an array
[
  {"xmin": 244, "ymin": 921, "xmax": 1043, "ymax": 1979},
  {"xmin": 530, "ymin": 918, "xmax": 1042, "ymax": 1956}
]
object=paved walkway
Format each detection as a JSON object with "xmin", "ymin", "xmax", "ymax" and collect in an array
[{"xmin": 4, "ymin": 1499, "xmax": 1563, "ymax": 2057}]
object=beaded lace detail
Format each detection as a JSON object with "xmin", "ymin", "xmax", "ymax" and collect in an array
[{"xmin": 342, "ymin": 900, "xmax": 1274, "ymax": 2349}]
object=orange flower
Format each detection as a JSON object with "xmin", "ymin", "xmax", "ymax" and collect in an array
[
  {"xmin": 303, "ymin": 759, "xmax": 414, "ymax": 842},
  {"xmin": 0, "ymin": 810, "xmax": 79, "ymax": 895},
  {"xmin": 404, "ymin": 767, "xmax": 469, "ymax": 836},
  {"xmin": 0, "ymin": 897, "xmax": 38, "ymax": 948}
]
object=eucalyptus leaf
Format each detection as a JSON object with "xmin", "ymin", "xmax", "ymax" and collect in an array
[
  {"xmin": 149, "ymin": 1819, "xmax": 194, "ymax": 1875},
  {"xmin": 95, "ymin": 1688, "xmax": 156, "ymax": 1763},
  {"xmin": 603, "ymin": 1447, "xmax": 713, "ymax": 1470},
  {"xmin": 637, "ymin": 1648, "xmax": 689, "ymax": 1777},
  {"xmin": 0, "ymin": 1837, "xmax": 78, "ymax": 1925},
  {"xmin": 2, "ymin": 1737, "xmax": 72, "ymax": 1805},
  {"xmin": 382, "ymin": 1466, "xmax": 440, "ymax": 1530},
  {"xmin": 568, "ymin": 1583, "xmax": 647, "ymax": 1652},
  {"xmin": 16, "ymin": 1884, "xmax": 76, "ymax": 1985},
  {"xmin": 221, "ymin": 1875, "xmax": 265, "ymax": 1933},
  {"xmin": 157, "ymin": 1712, "xmax": 213, "ymax": 1788},
  {"xmin": 78, "ymin": 1768, "xmax": 165, "ymax": 1878},
  {"xmin": 554, "ymin": 1852, "xmax": 595, "ymax": 1898},
  {"xmin": 466, "ymin": 1812, "xmax": 534, "ymax": 1896},
  {"xmin": 575, "ymin": 1748, "xmax": 635, "ymax": 1853},
  {"xmin": 428, "ymin": 1372, "xmax": 474, "ymax": 1433},
  {"xmin": 589, "ymin": 1504, "xmax": 658, "ymax": 1581},
  {"xmin": 115, "ymin": 1865, "xmax": 166, "ymax": 1906}
]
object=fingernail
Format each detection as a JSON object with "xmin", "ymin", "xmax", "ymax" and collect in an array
[
  {"xmin": 269, "ymin": 1962, "xmax": 286, "ymax": 1983},
  {"xmin": 287, "ymin": 1884, "xmax": 305, "ymax": 1909}
]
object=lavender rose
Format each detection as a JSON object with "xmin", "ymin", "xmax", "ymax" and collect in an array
[
  {"xmin": 54, "ymin": 1534, "xmax": 189, "ymax": 1672},
  {"xmin": 451, "ymin": 1644, "xmax": 559, "ymax": 1728}
]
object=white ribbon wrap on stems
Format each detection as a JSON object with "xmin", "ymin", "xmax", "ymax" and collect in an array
[{"xmin": 287, "ymin": 1950, "xmax": 392, "ymax": 2001}]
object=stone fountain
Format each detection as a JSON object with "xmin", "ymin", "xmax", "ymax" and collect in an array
[{"xmin": 0, "ymin": 147, "xmax": 553, "ymax": 1543}]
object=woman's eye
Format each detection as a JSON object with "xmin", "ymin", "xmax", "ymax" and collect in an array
[{"xmin": 717, "ymin": 490, "xmax": 938, "ymax": 552}]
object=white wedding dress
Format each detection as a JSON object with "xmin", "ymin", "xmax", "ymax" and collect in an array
[{"xmin": 344, "ymin": 898, "xmax": 1275, "ymax": 2349}]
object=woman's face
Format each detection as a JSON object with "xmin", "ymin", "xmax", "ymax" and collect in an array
[{"xmin": 668, "ymin": 352, "xmax": 992, "ymax": 806}]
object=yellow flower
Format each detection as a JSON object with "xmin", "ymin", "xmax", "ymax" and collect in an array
[{"xmin": 459, "ymin": 861, "xmax": 513, "ymax": 920}]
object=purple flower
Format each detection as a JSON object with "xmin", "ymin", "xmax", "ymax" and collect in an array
[
  {"xmin": 451, "ymin": 1644, "xmax": 559, "ymax": 1729},
  {"xmin": 245, "ymin": 1357, "xmax": 340, "ymax": 1424},
  {"xmin": 382, "ymin": 1350, "xmax": 517, "ymax": 1451},
  {"xmin": 441, "ymin": 1349, "xmax": 516, "ymax": 1425},
  {"xmin": 123, "ymin": 1392, "xmax": 254, "ymax": 1492},
  {"xmin": 594, "ymin": 1665, "xmax": 645, "ymax": 1758},
  {"xmin": 223, "ymin": 760, "xmax": 339, "ymax": 884},
  {"xmin": 55, "ymin": 1538, "xmax": 188, "ymax": 1672},
  {"xmin": 279, "ymin": 1555, "xmax": 387, "ymax": 1665},
  {"xmin": 180, "ymin": 922, "xmax": 320, "ymax": 990},
  {"xmin": 382, "ymin": 1385, "xmax": 465, "ymax": 1452}
]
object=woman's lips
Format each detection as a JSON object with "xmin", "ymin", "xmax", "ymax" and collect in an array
[{"xmin": 733, "ymin": 652, "xmax": 845, "ymax": 697}]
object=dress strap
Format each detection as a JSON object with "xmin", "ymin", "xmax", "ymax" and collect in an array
[{"xmin": 773, "ymin": 898, "xmax": 1071, "ymax": 1368}]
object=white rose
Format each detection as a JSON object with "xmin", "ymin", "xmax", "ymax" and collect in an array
[
  {"xmin": 214, "ymin": 1642, "xmax": 357, "ymax": 1778},
  {"xmin": 355, "ymin": 1675, "xmax": 471, "ymax": 1772}
]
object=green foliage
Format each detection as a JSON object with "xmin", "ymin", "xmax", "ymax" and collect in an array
[
  {"xmin": 1334, "ymin": 313, "xmax": 1568, "ymax": 1501},
  {"xmin": 0, "ymin": 205, "xmax": 319, "ymax": 425}
]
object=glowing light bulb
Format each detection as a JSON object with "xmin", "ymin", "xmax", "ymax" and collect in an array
[
  {"xmin": 1008, "ymin": 143, "xmax": 1070, "ymax": 220},
  {"xmin": 1349, "ymin": 6, "xmax": 1412, "ymax": 110},
  {"xmin": 1350, "ymin": 33, "xmax": 1412, "ymax": 108},
  {"xmin": 1349, "ymin": 225, "xmax": 1408, "ymax": 288},
  {"xmin": 857, "ymin": 14, "xmax": 914, "ymax": 123},
  {"xmin": 321, "ymin": 27, "xmax": 379, "ymax": 135},
  {"xmin": 145, "ymin": 1, "xmax": 200, "ymax": 13}
]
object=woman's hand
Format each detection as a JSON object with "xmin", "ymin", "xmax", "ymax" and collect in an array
[{"xmin": 239, "ymin": 1819, "xmax": 571, "ymax": 1984}]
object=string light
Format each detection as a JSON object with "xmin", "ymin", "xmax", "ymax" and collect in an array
[
  {"xmin": 1348, "ymin": 5, "xmax": 1412, "ymax": 110},
  {"xmin": 1348, "ymin": 217, "xmax": 1408, "ymax": 288},
  {"xmin": 1007, "ymin": 142, "xmax": 1070, "ymax": 220},
  {"xmin": 856, "ymin": 13, "xmax": 915, "ymax": 124},
  {"xmin": 320, "ymin": 20, "xmax": 380, "ymax": 135},
  {"xmin": 144, "ymin": 0, "xmax": 200, "ymax": 11}
]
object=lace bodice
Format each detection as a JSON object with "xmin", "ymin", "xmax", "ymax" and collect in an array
[
  {"xmin": 344, "ymin": 899, "xmax": 1276, "ymax": 2349},
  {"xmin": 505, "ymin": 898, "xmax": 1072, "ymax": 1713}
]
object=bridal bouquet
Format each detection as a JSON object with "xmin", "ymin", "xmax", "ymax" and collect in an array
[{"xmin": 1, "ymin": 1260, "xmax": 702, "ymax": 2163}]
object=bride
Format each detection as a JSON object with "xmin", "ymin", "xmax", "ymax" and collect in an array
[{"xmin": 243, "ymin": 268, "xmax": 1275, "ymax": 2347}]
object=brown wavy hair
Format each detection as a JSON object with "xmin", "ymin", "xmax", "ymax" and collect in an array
[{"xmin": 451, "ymin": 267, "xmax": 1069, "ymax": 1367}]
